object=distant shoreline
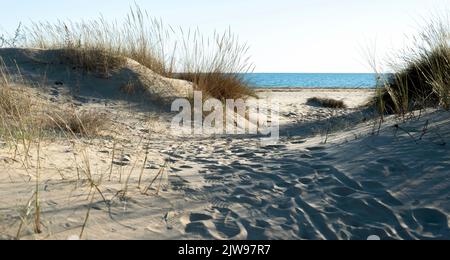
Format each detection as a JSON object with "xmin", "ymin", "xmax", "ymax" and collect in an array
[
  {"xmin": 244, "ymin": 73, "xmax": 379, "ymax": 89},
  {"xmin": 255, "ymin": 87, "xmax": 376, "ymax": 92}
]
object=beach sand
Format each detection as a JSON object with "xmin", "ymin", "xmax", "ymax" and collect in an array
[{"xmin": 0, "ymin": 49, "xmax": 449, "ymax": 240}]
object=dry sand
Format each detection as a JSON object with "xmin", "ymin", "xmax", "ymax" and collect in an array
[{"xmin": 0, "ymin": 49, "xmax": 449, "ymax": 240}]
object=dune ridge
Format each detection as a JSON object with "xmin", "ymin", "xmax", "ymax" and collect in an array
[{"xmin": 0, "ymin": 48, "xmax": 449, "ymax": 240}]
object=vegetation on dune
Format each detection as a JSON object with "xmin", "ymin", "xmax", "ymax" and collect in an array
[
  {"xmin": 2, "ymin": 5, "xmax": 255, "ymax": 101},
  {"xmin": 174, "ymin": 28, "xmax": 255, "ymax": 100},
  {"xmin": 0, "ymin": 59, "xmax": 36, "ymax": 140},
  {"xmin": 46, "ymin": 109, "xmax": 108, "ymax": 137},
  {"xmin": 59, "ymin": 48, "xmax": 127, "ymax": 78},
  {"xmin": 0, "ymin": 59, "xmax": 107, "ymax": 139},
  {"xmin": 372, "ymin": 17, "xmax": 450, "ymax": 115},
  {"xmin": 306, "ymin": 97, "xmax": 347, "ymax": 109}
]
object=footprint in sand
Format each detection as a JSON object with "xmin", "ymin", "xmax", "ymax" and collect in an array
[
  {"xmin": 237, "ymin": 152, "xmax": 256, "ymax": 159},
  {"xmin": 208, "ymin": 197, "xmax": 232, "ymax": 209},
  {"xmin": 204, "ymin": 175, "xmax": 225, "ymax": 183},
  {"xmin": 211, "ymin": 208, "xmax": 247, "ymax": 239},
  {"xmin": 413, "ymin": 208, "xmax": 449, "ymax": 234},
  {"xmin": 306, "ymin": 146, "xmax": 326, "ymax": 151},
  {"xmin": 230, "ymin": 188, "xmax": 263, "ymax": 206},
  {"xmin": 290, "ymin": 139, "xmax": 306, "ymax": 144},
  {"xmin": 298, "ymin": 177, "xmax": 314, "ymax": 185},
  {"xmin": 190, "ymin": 213, "xmax": 213, "ymax": 222},
  {"xmin": 330, "ymin": 187, "xmax": 357, "ymax": 197},
  {"xmin": 360, "ymin": 181, "xmax": 386, "ymax": 192},
  {"xmin": 113, "ymin": 154, "xmax": 131, "ymax": 166},
  {"xmin": 164, "ymin": 211, "xmax": 184, "ymax": 230},
  {"xmin": 300, "ymin": 154, "xmax": 313, "ymax": 159},
  {"xmin": 183, "ymin": 209, "xmax": 247, "ymax": 240},
  {"xmin": 184, "ymin": 221, "xmax": 211, "ymax": 238},
  {"xmin": 284, "ymin": 185, "xmax": 303, "ymax": 198},
  {"xmin": 261, "ymin": 144, "xmax": 288, "ymax": 150}
]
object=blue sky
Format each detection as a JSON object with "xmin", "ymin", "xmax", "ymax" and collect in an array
[{"xmin": 0, "ymin": 0, "xmax": 448, "ymax": 72}]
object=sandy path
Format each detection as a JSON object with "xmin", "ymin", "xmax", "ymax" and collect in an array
[
  {"xmin": 1, "ymin": 89, "xmax": 449, "ymax": 240},
  {"xmin": 161, "ymin": 110, "xmax": 450, "ymax": 240},
  {"xmin": 0, "ymin": 49, "xmax": 448, "ymax": 240}
]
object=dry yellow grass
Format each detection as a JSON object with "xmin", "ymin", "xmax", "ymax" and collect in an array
[
  {"xmin": 46, "ymin": 109, "xmax": 108, "ymax": 137},
  {"xmin": 16, "ymin": 5, "xmax": 254, "ymax": 100},
  {"xmin": 1, "ymin": 63, "xmax": 108, "ymax": 139},
  {"xmin": 373, "ymin": 17, "xmax": 450, "ymax": 114}
]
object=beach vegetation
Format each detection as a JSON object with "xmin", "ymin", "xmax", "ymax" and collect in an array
[
  {"xmin": 372, "ymin": 17, "xmax": 450, "ymax": 114},
  {"xmin": 13, "ymin": 5, "xmax": 254, "ymax": 100},
  {"xmin": 306, "ymin": 97, "xmax": 347, "ymax": 109}
]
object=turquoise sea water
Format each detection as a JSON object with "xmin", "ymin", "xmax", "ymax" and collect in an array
[{"xmin": 244, "ymin": 73, "xmax": 378, "ymax": 88}]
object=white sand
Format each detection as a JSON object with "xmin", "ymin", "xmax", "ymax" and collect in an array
[{"xmin": 0, "ymin": 49, "xmax": 449, "ymax": 240}]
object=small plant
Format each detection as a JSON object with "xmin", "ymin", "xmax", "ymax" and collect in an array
[
  {"xmin": 77, "ymin": 150, "xmax": 108, "ymax": 239},
  {"xmin": 306, "ymin": 97, "xmax": 347, "ymax": 109},
  {"xmin": 0, "ymin": 84, "xmax": 32, "ymax": 119},
  {"xmin": 47, "ymin": 109, "xmax": 108, "ymax": 137},
  {"xmin": 0, "ymin": 60, "xmax": 32, "ymax": 120},
  {"xmin": 175, "ymin": 28, "xmax": 256, "ymax": 100}
]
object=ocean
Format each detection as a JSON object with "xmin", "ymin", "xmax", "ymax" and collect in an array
[{"xmin": 244, "ymin": 73, "xmax": 378, "ymax": 88}]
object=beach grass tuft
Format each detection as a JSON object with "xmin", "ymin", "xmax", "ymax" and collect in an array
[
  {"xmin": 373, "ymin": 16, "xmax": 450, "ymax": 114},
  {"xmin": 306, "ymin": 97, "xmax": 347, "ymax": 109},
  {"xmin": 46, "ymin": 109, "xmax": 108, "ymax": 137}
]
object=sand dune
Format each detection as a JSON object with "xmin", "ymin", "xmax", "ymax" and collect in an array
[
  {"xmin": 0, "ymin": 49, "xmax": 449, "ymax": 240},
  {"xmin": 0, "ymin": 48, "xmax": 193, "ymax": 106}
]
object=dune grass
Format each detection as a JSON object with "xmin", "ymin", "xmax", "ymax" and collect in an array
[
  {"xmin": 1, "ymin": 62, "xmax": 111, "ymax": 239},
  {"xmin": 46, "ymin": 109, "xmax": 108, "ymax": 137},
  {"xmin": 0, "ymin": 59, "xmax": 35, "ymax": 143},
  {"xmin": 16, "ymin": 5, "xmax": 254, "ymax": 100},
  {"xmin": 0, "ymin": 82, "xmax": 31, "ymax": 120},
  {"xmin": 1, "ymin": 60, "xmax": 107, "ymax": 139},
  {"xmin": 306, "ymin": 97, "xmax": 347, "ymax": 109},
  {"xmin": 373, "ymin": 17, "xmax": 450, "ymax": 114},
  {"xmin": 174, "ymin": 28, "xmax": 255, "ymax": 100},
  {"xmin": 59, "ymin": 48, "xmax": 127, "ymax": 78},
  {"xmin": 25, "ymin": 7, "xmax": 167, "ymax": 76}
]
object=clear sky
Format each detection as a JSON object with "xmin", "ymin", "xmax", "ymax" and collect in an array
[{"xmin": 0, "ymin": 0, "xmax": 448, "ymax": 72}]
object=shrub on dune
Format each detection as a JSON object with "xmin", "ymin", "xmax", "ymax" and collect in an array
[
  {"xmin": 46, "ymin": 109, "xmax": 108, "ymax": 137},
  {"xmin": 175, "ymin": 28, "xmax": 255, "ymax": 100},
  {"xmin": 0, "ymin": 60, "xmax": 33, "ymax": 136},
  {"xmin": 374, "ymin": 18, "xmax": 450, "ymax": 114},
  {"xmin": 1, "ymin": 59, "xmax": 107, "ymax": 138},
  {"xmin": 60, "ymin": 48, "xmax": 127, "ymax": 78},
  {"xmin": 306, "ymin": 97, "xmax": 347, "ymax": 109}
]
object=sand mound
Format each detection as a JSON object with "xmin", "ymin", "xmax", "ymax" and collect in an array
[
  {"xmin": 0, "ymin": 48, "xmax": 193, "ymax": 106},
  {"xmin": 0, "ymin": 54, "xmax": 448, "ymax": 240}
]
